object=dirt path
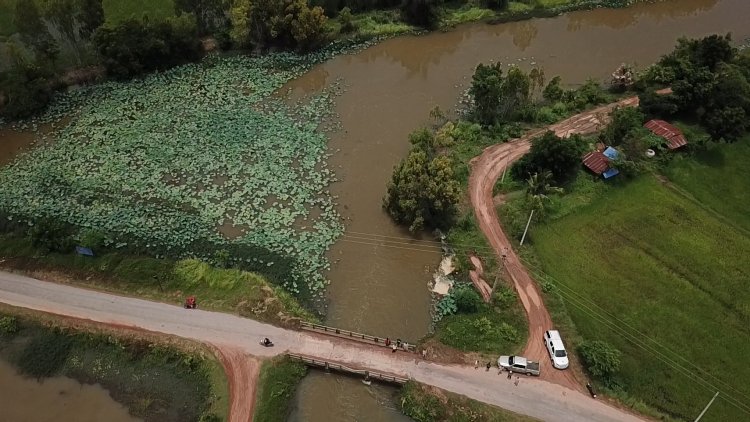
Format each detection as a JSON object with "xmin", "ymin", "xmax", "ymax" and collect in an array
[
  {"xmin": 214, "ymin": 346, "xmax": 260, "ymax": 422},
  {"xmin": 468, "ymin": 94, "xmax": 646, "ymax": 391},
  {"xmin": 0, "ymin": 271, "xmax": 642, "ymax": 422}
]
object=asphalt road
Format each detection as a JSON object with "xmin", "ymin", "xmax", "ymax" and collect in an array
[{"xmin": 0, "ymin": 271, "xmax": 642, "ymax": 422}]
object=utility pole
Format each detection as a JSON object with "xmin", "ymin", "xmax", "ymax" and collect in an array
[
  {"xmin": 694, "ymin": 392, "xmax": 719, "ymax": 422},
  {"xmin": 520, "ymin": 209, "xmax": 534, "ymax": 246}
]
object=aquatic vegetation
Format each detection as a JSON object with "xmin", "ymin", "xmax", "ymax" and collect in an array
[{"xmin": 0, "ymin": 45, "xmax": 380, "ymax": 294}]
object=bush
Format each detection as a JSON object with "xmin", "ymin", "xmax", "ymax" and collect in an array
[
  {"xmin": 0, "ymin": 62, "xmax": 54, "ymax": 120},
  {"xmin": 401, "ymin": 0, "xmax": 439, "ymax": 29},
  {"xmin": 93, "ymin": 15, "xmax": 202, "ymax": 80},
  {"xmin": 578, "ymin": 340, "xmax": 622, "ymax": 382},
  {"xmin": 29, "ymin": 218, "xmax": 76, "ymax": 253},
  {"xmin": 0, "ymin": 316, "xmax": 19, "ymax": 335},
  {"xmin": 511, "ymin": 131, "xmax": 586, "ymax": 185},
  {"xmin": 339, "ymin": 7, "xmax": 356, "ymax": 33},
  {"xmin": 454, "ymin": 287, "xmax": 482, "ymax": 313},
  {"xmin": 18, "ymin": 330, "xmax": 74, "ymax": 378}
]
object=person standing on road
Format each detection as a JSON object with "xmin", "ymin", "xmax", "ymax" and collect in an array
[
  {"xmin": 474, "ymin": 360, "xmax": 479, "ymax": 369},
  {"xmin": 507, "ymin": 370, "xmax": 513, "ymax": 379},
  {"xmin": 486, "ymin": 362, "xmax": 491, "ymax": 371}
]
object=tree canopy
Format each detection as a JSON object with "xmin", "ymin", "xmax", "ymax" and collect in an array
[
  {"xmin": 469, "ymin": 64, "xmax": 533, "ymax": 126},
  {"xmin": 384, "ymin": 128, "xmax": 461, "ymax": 232},
  {"xmin": 512, "ymin": 131, "xmax": 586, "ymax": 185}
]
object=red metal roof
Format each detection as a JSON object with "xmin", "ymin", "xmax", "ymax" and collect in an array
[
  {"xmin": 644, "ymin": 119, "xmax": 688, "ymax": 150},
  {"xmin": 582, "ymin": 151, "xmax": 609, "ymax": 175}
]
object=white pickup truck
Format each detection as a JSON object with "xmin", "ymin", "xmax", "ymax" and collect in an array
[{"xmin": 497, "ymin": 355, "xmax": 541, "ymax": 376}]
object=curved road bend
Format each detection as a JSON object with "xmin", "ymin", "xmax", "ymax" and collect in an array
[
  {"xmin": 0, "ymin": 272, "xmax": 641, "ymax": 422},
  {"xmin": 469, "ymin": 94, "xmax": 647, "ymax": 390}
]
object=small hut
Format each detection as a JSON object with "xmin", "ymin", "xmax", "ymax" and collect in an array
[{"xmin": 644, "ymin": 120, "xmax": 688, "ymax": 150}]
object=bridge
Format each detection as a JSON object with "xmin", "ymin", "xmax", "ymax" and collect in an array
[{"xmin": 0, "ymin": 271, "xmax": 641, "ymax": 422}]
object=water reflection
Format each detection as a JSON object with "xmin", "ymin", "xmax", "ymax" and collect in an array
[{"xmin": 566, "ymin": 0, "xmax": 720, "ymax": 31}]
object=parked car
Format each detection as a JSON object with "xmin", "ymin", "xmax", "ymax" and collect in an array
[
  {"xmin": 497, "ymin": 355, "xmax": 540, "ymax": 376},
  {"xmin": 544, "ymin": 330, "xmax": 569, "ymax": 369}
]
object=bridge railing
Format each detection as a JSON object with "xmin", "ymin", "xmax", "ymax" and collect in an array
[
  {"xmin": 287, "ymin": 353, "xmax": 409, "ymax": 385},
  {"xmin": 299, "ymin": 321, "xmax": 417, "ymax": 352}
]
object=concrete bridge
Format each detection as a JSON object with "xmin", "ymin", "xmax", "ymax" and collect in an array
[{"xmin": 0, "ymin": 271, "xmax": 642, "ymax": 422}]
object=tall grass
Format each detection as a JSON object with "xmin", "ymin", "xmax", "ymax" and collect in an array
[{"xmin": 253, "ymin": 356, "xmax": 308, "ymax": 422}]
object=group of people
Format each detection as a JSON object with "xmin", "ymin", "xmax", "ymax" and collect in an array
[
  {"xmin": 384, "ymin": 337, "xmax": 410, "ymax": 353},
  {"xmin": 475, "ymin": 360, "xmax": 520, "ymax": 386}
]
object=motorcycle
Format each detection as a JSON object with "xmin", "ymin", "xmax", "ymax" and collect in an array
[{"xmin": 260, "ymin": 338, "xmax": 274, "ymax": 347}]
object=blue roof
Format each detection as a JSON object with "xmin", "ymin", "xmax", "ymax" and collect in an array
[
  {"xmin": 75, "ymin": 246, "xmax": 94, "ymax": 256},
  {"xmin": 602, "ymin": 147, "xmax": 620, "ymax": 160},
  {"xmin": 602, "ymin": 168, "xmax": 620, "ymax": 179}
]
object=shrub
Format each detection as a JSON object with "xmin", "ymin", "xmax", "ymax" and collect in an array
[
  {"xmin": 578, "ymin": 340, "xmax": 622, "ymax": 382},
  {"xmin": 0, "ymin": 316, "xmax": 19, "ymax": 335},
  {"xmin": 401, "ymin": 0, "xmax": 439, "ymax": 29},
  {"xmin": 339, "ymin": 7, "xmax": 355, "ymax": 33},
  {"xmin": 454, "ymin": 287, "xmax": 482, "ymax": 313},
  {"xmin": 18, "ymin": 330, "xmax": 74, "ymax": 378},
  {"xmin": 511, "ymin": 131, "xmax": 586, "ymax": 185}
]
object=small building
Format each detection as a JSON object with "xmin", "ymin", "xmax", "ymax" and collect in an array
[
  {"xmin": 582, "ymin": 146, "xmax": 620, "ymax": 179},
  {"xmin": 644, "ymin": 119, "xmax": 688, "ymax": 150}
]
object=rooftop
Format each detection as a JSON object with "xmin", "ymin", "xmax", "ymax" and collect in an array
[{"xmin": 644, "ymin": 119, "xmax": 688, "ymax": 150}]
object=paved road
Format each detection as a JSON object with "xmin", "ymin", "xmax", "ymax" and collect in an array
[{"xmin": 0, "ymin": 271, "xmax": 642, "ymax": 422}]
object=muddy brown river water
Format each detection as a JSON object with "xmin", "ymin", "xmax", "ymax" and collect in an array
[
  {"xmin": 284, "ymin": 0, "xmax": 750, "ymax": 420},
  {"xmin": 0, "ymin": 0, "xmax": 748, "ymax": 420},
  {"xmin": 0, "ymin": 358, "xmax": 139, "ymax": 422}
]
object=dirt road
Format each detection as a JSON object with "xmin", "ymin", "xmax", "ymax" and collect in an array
[
  {"xmin": 468, "ymin": 95, "xmax": 643, "ymax": 391},
  {"xmin": 0, "ymin": 271, "xmax": 642, "ymax": 422}
]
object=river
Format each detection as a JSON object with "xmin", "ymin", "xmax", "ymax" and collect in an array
[{"xmin": 284, "ymin": 0, "xmax": 750, "ymax": 420}]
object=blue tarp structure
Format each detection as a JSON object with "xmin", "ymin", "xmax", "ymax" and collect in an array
[
  {"xmin": 602, "ymin": 147, "xmax": 620, "ymax": 160},
  {"xmin": 75, "ymin": 246, "xmax": 94, "ymax": 256},
  {"xmin": 602, "ymin": 168, "xmax": 620, "ymax": 179}
]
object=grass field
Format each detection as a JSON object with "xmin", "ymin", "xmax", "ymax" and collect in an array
[
  {"xmin": 524, "ymin": 143, "xmax": 750, "ymax": 421},
  {"xmin": 102, "ymin": 0, "xmax": 175, "ymax": 26}
]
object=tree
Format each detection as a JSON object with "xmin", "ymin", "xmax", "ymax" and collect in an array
[
  {"xmin": 578, "ymin": 340, "xmax": 622, "ymax": 382},
  {"xmin": 603, "ymin": 107, "xmax": 645, "ymax": 146},
  {"xmin": 77, "ymin": 0, "xmax": 105, "ymax": 37},
  {"xmin": 384, "ymin": 129, "xmax": 460, "ymax": 232},
  {"xmin": 454, "ymin": 287, "xmax": 482, "ymax": 314},
  {"xmin": 498, "ymin": 66, "xmax": 531, "ymax": 119},
  {"xmin": 512, "ymin": 131, "xmax": 586, "ymax": 185},
  {"xmin": 638, "ymin": 89, "xmax": 679, "ymax": 117},
  {"xmin": 287, "ymin": 0, "xmax": 328, "ymax": 51},
  {"xmin": 175, "ymin": 0, "xmax": 228, "ymax": 34},
  {"xmin": 338, "ymin": 7, "xmax": 355, "ymax": 33},
  {"xmin": 400, "ymin": 0, "xmax": 439, "ymax": 29},
  {"xmin": 543, "ymin": 76, "xmax": 564, "ymax": 103},
  {"xmin": 525, "ymin": 171, "xmax": 562, "ymax": 221},
  {"xmin": 703, "ymin": 106, "xmax": 747, "ymax": 140},
  {"xmin": 14, "ymin": 0, "xmax": 59, "ymax": 62},
  {"xmin": 229, "ymin": 0, "xmax": 253, "ymax": 48},
  {"xmin": 469, "ymin": 63, "xmax": 504, "ymax": 126}
]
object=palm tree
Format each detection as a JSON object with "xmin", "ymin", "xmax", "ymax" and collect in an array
[{"xmin": 520, "ymin": 171, "xmax": 563, "ymax": 245}]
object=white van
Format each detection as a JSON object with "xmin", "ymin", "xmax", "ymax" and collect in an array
[{"xmin": 543, "ymin": 330, "xmax": 569, "ymax": 369}]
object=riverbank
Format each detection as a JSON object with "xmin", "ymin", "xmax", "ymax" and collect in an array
[{"xmin": 0, "ymin": 306, "xmax": 228, "ymax": 422}]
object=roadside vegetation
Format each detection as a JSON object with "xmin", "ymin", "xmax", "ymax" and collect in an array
[
  {"xmin": 253, "ymin": 356, "xmax": 308, "ymax": 422},
  {"xmin": 494, "ymin": 35, "xmax": 750, "ymax": 421},
  {"xmin": 385, "ymin": 52, "xmax": 615, "ymax": 356},
  {"xmin": 399, "ymin": 381, "xmax": 538, "ymax": 422},
  {"xmin": 0, "ymin": 311, "xmax": 226, "ymax": 421}
]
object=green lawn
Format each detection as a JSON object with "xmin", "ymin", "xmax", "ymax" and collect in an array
[
  {"xmin": 663, "ymin": 139, "xmax": 750, "ymax": 233},
  {"xmin": 253, "ymin": 356, "xmax": 308, "ymax": 422},
  {"xmin": 528, "ymin": 150, "xmax": 750, "ymax": 421},
  {"xmin": 102, "ymin": 0, "xmax": 175, "ymax": 26}
]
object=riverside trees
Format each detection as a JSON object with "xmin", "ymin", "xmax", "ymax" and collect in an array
[{"xmin": 384, "ymin": 128, "xmax": 460, "ymax": 232}]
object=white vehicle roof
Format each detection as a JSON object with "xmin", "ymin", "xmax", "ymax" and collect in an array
[
  {"xmin": 547, "ymin": 330, "xmax": 563, "ymax": 341},
  {"xmin": 549, "ymin": 338, "xmax": 566, "ymax": 350},
  {"xmin": 512, "ymin": 356, "xmax": 528, "ymax": 366}
]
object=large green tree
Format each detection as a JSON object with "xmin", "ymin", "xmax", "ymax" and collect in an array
[
  {"xmin": 469, "ymin": 63, "xmax": 504, "ymax": 126},
  {"xmin": 384, "ymin": 129, "xmax": 460, "ymax": 232},
  {"xmin": 512, "ymin": 131, "xmax": 586, "ymax": 185}
]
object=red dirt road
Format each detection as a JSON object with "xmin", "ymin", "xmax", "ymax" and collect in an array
[
  {"xmin": 468, "ymin": 95, "xmax": 643, "ymax": 391},
  {"xmin": 214, "ymin": 346, "xmax": 260, "ymax": 422}
]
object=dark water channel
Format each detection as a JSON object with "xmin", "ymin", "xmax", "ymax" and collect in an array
[{"xmin": 284, "ymin": 0, "xmax": 750, "ymax": 420}]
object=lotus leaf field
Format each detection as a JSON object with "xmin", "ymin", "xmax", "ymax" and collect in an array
[{"xmin": 0, "ymin": 49, "xmax": 367, "ymax": 296}]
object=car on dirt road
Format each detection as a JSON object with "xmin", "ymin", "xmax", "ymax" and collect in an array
[
  {"xmin": 543, "ymin": 330, "xmax": 569, "ymax": 369},
  {"xmin": 497, "ymin": 355, "xmax": 540, "ymax": 376}
]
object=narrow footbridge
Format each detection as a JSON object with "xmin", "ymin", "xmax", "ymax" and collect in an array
[{"xmin": 0, "ymin": 272, "xmax": 641, "ymax": 422}]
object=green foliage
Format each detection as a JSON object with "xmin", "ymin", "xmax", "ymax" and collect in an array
[
  {"xmin": 400, "ymin": 381, "xmax": 536, "ymax": 422},
  {"xmin": 453, "ymin": 285, "xmax": 482, "ymax": 313},
  {"xmin": 638, "ymin": 89, "xmax": 678, "ymax": 117},
  {"xmin": 230, "ymin": 0, "xmax": 328, "ymax": 51},
  {"xmin": 0, "ymin": 59, "xmax": 55, "ymax": 120},
  {"xmin": 512, "ymin": 131, "xmax": 586, "ymax": 185},
  {"xmin": 29, "ymin": 218, "xmax": 76, "ymax": 253},
  {"xmin": 602, "ymin": 106, "xmax": 645, "ymax": 146},
  {"xmin": 93, "ymin": 15, "xmax": 202, "ymax": 79},
  {"xmin": 543, "ymin": 75, "xmax": 564, "ymax": 102},
  {"xmin": 18, "ymin": 330, "xmax": 74, "ymax": 378},
  {"xmin": 338, "ymin": 6, "xmax": 355, "ymax": 32},
  {"xmin": 469, "ymin": 63, "xmax": 534, "ymax": 126},
  {"xmin": 641, "ymin": 34, "xmax": 750, "ymax": 141},
  {"xmin": 384, "ymin": 128, "xmax": 461, "ymax": 232},
  {"xmin": 253, "ymin": 356, "xmax": 307, "ymax": 422},
  {"xmin": 174, "ymin": 0, "xmax": 228, "ymax": 34},
  {"xmin": 578, "ymin": 340, "xmax": 622, "ymax": 382},
  {"xmin": 434, "ymin": 294, "xmax": 457, "ymax": 321},
  {"xmin": 0, "ymin": 316, "xmax": 19, "ymax": 335},
  {"xmin": 14, "ymin": 0, "xmax": 59, "ymax": 61},
  {"xmin": 401, "ymin": 0, "xmax": 439, "ymax": 29},
  {"xmin": 102, "ymin": 0, "xmax": 176, "ymax": 25}
]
